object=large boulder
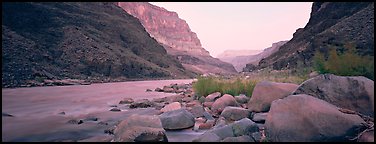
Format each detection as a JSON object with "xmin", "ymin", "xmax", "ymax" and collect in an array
[
  {"xmin": 113, "ymin": 114, "xmax": 168, "ymax": 142},
  {"xmin": 265, "ymin": 94, "xmax": 366, "ymax": 142},
  {"xmin": 205, "ymin": 92, "xmax": 222, "ymax": 102},
  {"xmin": 247, "ymin": 81, "xmax": 298, "ymax": 112},
  {"xmin": 211, "ymin": 94, "xmax": 239, "ymax": 114},
  {"xmin": 292, "ymin": 74, "xmax": 374, "ymax": 117},
  {"xmin": 220, "ymin": 106, "xmax": 252, "ymax": 121},
  {"xmin": 159, "ymin": 109, "xmax": 195, "ymax": 130},
  {"xmin": 160, "ymin": 102, "xmax": 181, "ymax": 113},
  {"xmin": 194, "ymin": 118, "xmax": 259, "ymax": 141}
]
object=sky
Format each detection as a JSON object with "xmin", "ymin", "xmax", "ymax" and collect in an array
[{"xmin": 150, "ymin": 2, "xmax": 313, "ymax": 57}]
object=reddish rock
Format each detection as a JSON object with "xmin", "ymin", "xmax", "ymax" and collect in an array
[
  {"xmin": 160, "ymin": 102, "xmax": 181, "ymax": 113},
  {"xmin": 265, "ymin": 94, "xmax": 366, "ymax": 142},
  {"xmin": 247, "ymin": 81, "xmax": 298, "ymax": 112},
  {"xmin": 293, "ymin": 74, "xmax": 374, "ymax": 118},
  {"xmin": 211, "ymin": 94, "xmax": 239, "ymax": 114},
  {"xmin": 205, "ymin": 92, "xmax": 222, "ymax": 102}
]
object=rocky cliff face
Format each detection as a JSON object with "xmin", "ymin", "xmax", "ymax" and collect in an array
[
  {"xmin": 2, "ymin": 2, "xmax": 195, "ymax": 88},
  {"xmin": 257, "ymin": 2, "xmax": 374, "ymax": 70},
  {"xmin": 117, "ymin": 2, "xmax": 237, "ymax": 74}
]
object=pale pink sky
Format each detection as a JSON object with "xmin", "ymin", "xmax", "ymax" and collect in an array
[{"xmin": 150, "ymin": 2, "xmax": 313, "ymax": 57}]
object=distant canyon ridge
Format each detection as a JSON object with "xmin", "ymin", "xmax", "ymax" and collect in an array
[{"xmin": 117, "ymin": 2, "xmax": 237, "ymax": 75}]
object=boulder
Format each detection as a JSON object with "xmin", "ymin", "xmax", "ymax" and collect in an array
[
  {"xmin": 247, "ymin": 81, "xmax": 298, "ymax": 112},
  {"xmin": 187, "ymin": 105, "xmax": 205, "ymax": 118},
  {"xmin": 252, "ymin": 112, "xmax": 268, "ymax": 123},
  {"xmin": 221, "ymin": 135, "xmax": 255, "ymax": 142},
  {"xmin": 234, "ymin": 94, "xmax": 250, "ymax": 104},
  {"xmin": 159, "ymin": 109, "xmax": 195, "ymax": 130},
  {"xmin": 160, "ymin": 102, "xmax": 181, "ymax": 113},
  {"xmin": 192, "ymin": 133, "xmax": 221, "ymax": 142},
  {"xmin": 119, "ymin": 98, "xmax": 134, "ymax": 104},
  {"xmin": 129, "ymin": 99, "xmax": 154, "ymax": 108},
  {"xmin": 211, "ymin": 94, "xmax": 239, "ymax": 114},
  {"xmin": 265, "ymin": 94, "xmax": 366, "ymax": 142},
  {"xmin": 220, "ymin": 106, "xmax": 251, "ymax": 121},
  {"xmin": 195, "ymin": 118, "xmax": 258, "ymax": 141},
  {"xmin": 205, "ymin": 92, "xmax": 222, "ymax": 102},
  {"xmin": 293, "ymin": 74, "xmax": 374, "ymax": 117},
  {"xmin": 113, "ymin": 114, "xmax": 167, "ymax": 142}
]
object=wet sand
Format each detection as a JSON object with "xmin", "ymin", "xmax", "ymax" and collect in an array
[{"xmin": 2, "ymin": 79, "xmax": 202, "ymax": 142}]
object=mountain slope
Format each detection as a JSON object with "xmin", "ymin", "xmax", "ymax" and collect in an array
[
  {"xmin": 117, "ymin": 2, "xmax": 237, "ymax": 75},
  {"xmin": 2, "ymin": 2, "xmax": 194, "ymax": 88},
  {"xmin": 257, "ymin": 2, "xmax": 374, "ymax": 70},
  {"xmin": 218, "ymin": 41, "xmax": 287, "ymax": 72}
]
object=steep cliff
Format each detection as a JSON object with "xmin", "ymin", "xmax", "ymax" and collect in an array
[
  {"xmin": 117, "ymin": 2, "xmax": 237, "ymax": 74},
  {"xmin": 2, "ymin": 2, "xmax": 195, "ymax": 88},
  {"xmin": 257, "ymin": 2, "xmax": 374, "ymax": 70}
]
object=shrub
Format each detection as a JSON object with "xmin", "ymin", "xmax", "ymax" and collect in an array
[
  {"xmin": 192, "ymin": 76, "xmax": 257, "ymax": 97},
  {"xmin": 313, "ymin": 43, "xmax": 374, "ymax": 80}
]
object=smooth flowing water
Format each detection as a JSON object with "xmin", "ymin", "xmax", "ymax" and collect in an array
[{"xmin": 2, "ymin": 79, "xmax": 205, "ymax": 142}]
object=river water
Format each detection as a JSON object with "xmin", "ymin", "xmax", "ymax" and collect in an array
[{"xmin": 2, "ymin": 79, "xmax": 205, "ymax": 142}]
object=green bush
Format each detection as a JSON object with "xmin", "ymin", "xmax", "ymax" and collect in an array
[
  {"xmin": 313, "ymin": 43, "xmax": 374, "ymax": 80},
  {"xmin": 192, "ymin": 76, "xmax": 257, "ymax": 97}
]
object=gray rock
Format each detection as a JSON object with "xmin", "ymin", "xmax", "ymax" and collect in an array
[
  {"xmin": 247, "ymin": 81, "xmax": 298, "ymax": 112},
  {"xmin": 293, "ymin": 74, "xmax": 374, "ymax": 117},
  {"xmin": 220, "ymin": 106, "xmax": 252, "ymax": 121},
  {"xmin": 159, "ymin": 109, "xmax": 195, "ymax": 130},
  {"xmin": 252, "ymin": 112, "xmax": 268, "ymax": 123},
  {"xmin": 265, "ymin": 94, "xmax": 366, "ymax": 142},
  {"xmin": 235, "ymin": 94, "xmax": 250, "ymax": 104},
  {"xmin": 251, "ymin": 132, "xmax": 262, "ymax": 142},
  {"xmin": 187, "ymin": 105, "xmax": 205, "ymax": 118},
  {"xmin": 221, "ymin": 135, "xmax": 255, "ymax": 142},
  {"xmin": 113, "ymin": 114, "xmax": 167, "ymax": 142},
  {"xmin": 203, "ymin": 111, "xmax": 215, "ymax": 121},
  {"xmin": 202, "ymin": 118, "xmax": 258, "ymax": 140},
  {"xmin": 192, "ymin": 133, "xmax": 221, "ymax": 142},
  {"xmin": 129, "ymin": 99, "xmax": 154, "ymax": 108}
]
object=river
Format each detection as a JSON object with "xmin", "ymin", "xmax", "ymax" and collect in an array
[{"xmin": 2, "ymin": 79, "xmax": 205, "ymax": 142}]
